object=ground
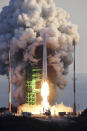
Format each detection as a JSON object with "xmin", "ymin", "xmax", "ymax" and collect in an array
[{"xmin": 0, "ymin": 113, "xmax": 87, "ymax": 131}]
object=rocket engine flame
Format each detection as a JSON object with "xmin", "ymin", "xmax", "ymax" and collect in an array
[{"xmin": 41, "ymin": 81, "xmax": 49, "ymax": 110}]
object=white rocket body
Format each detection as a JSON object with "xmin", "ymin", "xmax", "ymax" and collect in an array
[{"xmin": 43, "ymin": 33, "xmax": 47, "ymax": 82}]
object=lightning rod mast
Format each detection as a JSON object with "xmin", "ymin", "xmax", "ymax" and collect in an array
[
  {"xmin": 73, "ymin": 40, "xmax": 76, "ymax": 116},
  {"xmin": 8, "ymin": 42, "xmax": 11, "ymax": 113}
]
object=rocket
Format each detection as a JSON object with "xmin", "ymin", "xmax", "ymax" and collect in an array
[{"xmin": 43, "ymin": 33, "xmax": 47, "ymax": 82}]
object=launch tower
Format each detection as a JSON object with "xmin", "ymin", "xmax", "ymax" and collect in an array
[{"xmin": 26, "ymin": 63, "xmax": 42, "ymax": 105}]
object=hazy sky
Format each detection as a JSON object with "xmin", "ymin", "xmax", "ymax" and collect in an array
[
  {"xmin": 0, "ymin": 0, "xmax": 87, "ymax": 73},
  {"xmin": 54, "ymin": 0, "xmax": 87, "ymax": 74}
]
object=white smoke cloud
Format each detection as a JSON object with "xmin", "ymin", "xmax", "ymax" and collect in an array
[{"xmin": 0, "ymin": 0, "xmax": 80, "ymax": 105}]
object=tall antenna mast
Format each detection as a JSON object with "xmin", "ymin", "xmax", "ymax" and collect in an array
[
  {"xmin": 8, "ymin": 42, "xmax": 11, "ymax": 113},
  {"xmin": 73, "ymin": 40, "xmax": 76, "ymax": 116}
]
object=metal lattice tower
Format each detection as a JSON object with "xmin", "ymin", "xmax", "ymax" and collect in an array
[{"xmin": 26, "ymin": 63, "xmax": 41, "ymax": 105}]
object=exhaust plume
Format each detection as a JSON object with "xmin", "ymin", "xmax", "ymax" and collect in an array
[{"xmin": 0, "ymin": 0, "xmax": 79, "ymax": 105}]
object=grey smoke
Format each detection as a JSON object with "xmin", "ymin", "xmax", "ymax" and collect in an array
[{"xmin": 0, "ymin": 0, "xmax": 79, "ymax": 105}]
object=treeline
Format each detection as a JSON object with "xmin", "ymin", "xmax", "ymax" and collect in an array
[{"xmin": 0, "ymin": 106, "xmax": 17, "ymax": 113}]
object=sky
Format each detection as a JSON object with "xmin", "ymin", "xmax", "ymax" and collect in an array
[
  {"xmin": 54, "ymin": 0, "xmax": 87, "ymax": 74},
  {"xmin": 0, "ymin": 0, "xmax": 87, "ymax": 73}
]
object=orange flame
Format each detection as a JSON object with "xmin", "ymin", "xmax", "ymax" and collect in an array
[{"xmin": 41, "ymin": 81, "xmax": 49, "ymax": 111}]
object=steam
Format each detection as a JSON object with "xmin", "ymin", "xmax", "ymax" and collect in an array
[{"xmin": 0, "ymin": 0, "xmax": 79, "ymax": 105}]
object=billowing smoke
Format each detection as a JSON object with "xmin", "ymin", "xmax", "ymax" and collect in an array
[{"xmin": 0, "ymin": 0, "xmax": 79, "ymax": 105}]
